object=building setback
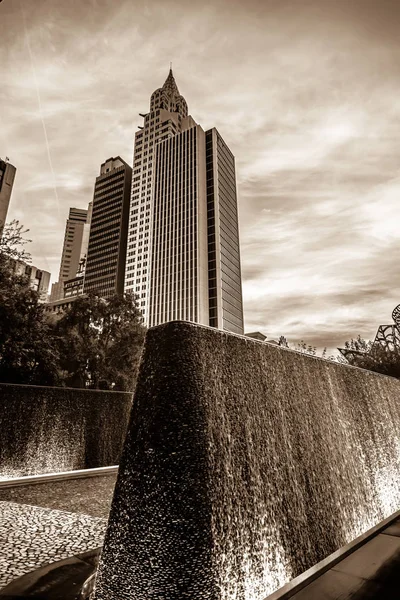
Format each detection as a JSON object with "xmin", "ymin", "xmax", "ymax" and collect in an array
[
  {"xmin": 83, "ymin": 157, "xmax": 132, "ymax": 298},
  {"xmin": 127, "ymin": 70, "xmax": 244, "ymax": 335},
  {"xmin": 0, "ymin": 158, "xmax": 16, "ymax": 235}
]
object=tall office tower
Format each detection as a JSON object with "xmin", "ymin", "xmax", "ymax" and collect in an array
[
  {"xmin": 205, "ymin": 129, "xmax": 244, "ymax": 335},
  {"xmin": 83, "ymin": 157, "xmax": 131, "ymax": 298},
  {"xmin": 0, "ymin": 158, "xmax": 16, "ymax": 235},
  {"xmin": 49, "ymin": 206, "xmax": 87, "ymax": 301},
  {"xmin": 52, "ymin": 203, "xmax": 93, "ymax": 302},
  {"xmin": 80, "ymin": 201, "xmax": 93, "ymax": 265},
  {"xmin": 125, "ymin": 70, "xmax": 244, "ymax": 334},
  {"xmin": 148, "ymin": 123, "xmax": 209, "ymax": 326},
  {"xmin": 58, "ymin": 207, "xmax": 87, "ymax": 281},
  {"xmin": 124, "ymin": 69, "xmax": 188, "ymax": 319}
]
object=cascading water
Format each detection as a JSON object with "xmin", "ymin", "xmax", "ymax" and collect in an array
[
  {"xmin": 94, "ymin": 321, "xmax": 400, "ymax": 600},
  {"xmin": 0, "ymin": 384, "xmax": 133, "ymax": 478}
]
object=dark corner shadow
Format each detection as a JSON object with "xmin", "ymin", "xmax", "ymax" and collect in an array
[
  {"xmin": 0, "ymin": 548, "xmax": 100, "ymax": 599},
  {"xmin": 349, "ymin": 548, "xmax": 400, "ymax": 600}
]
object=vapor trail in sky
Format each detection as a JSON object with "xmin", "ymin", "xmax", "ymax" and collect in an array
[{"xmin": 20, "ymin": 0, "xmax": 60, "ymax": 220}]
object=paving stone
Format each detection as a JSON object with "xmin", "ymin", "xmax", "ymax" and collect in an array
[
  {"xmin": 381, "ymin": 518, "xmax": 400, "ymax": 538},
  {"xmin": 289, "ymin": 569, "xmax": 367, "ymax": 600},
  {"xmin": 0, "ymin": 501, "xmax": 107, "ymax": 589},
  {"xmin": 332, "ymin": 534, "xmax": 400, "ymax": 580}
]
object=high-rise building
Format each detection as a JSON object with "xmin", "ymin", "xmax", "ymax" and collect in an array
[
  {"xmin": 83, "ymin": 157, "xmax": 132, "ymax": 298},
  {"xmin": 124, "ymin": 70, "xmax": 189, "ymax": 320},
  {"xmin": 205, "ymin": 129, "xmax": 244, "ymax": 334},
  {"xmin": 0, "ymin": 158, "xmax": 16, "ymax": 235},
  {"xmin": 50, "ymin": 207, "xmax": 87, "ymax": 301},
  {"xmin": 59, "ymin": 207, "xmax": 87, "ymax": 281},
  {"xmin": 148, "ymin": 123, "xmax": 209, "ymax": 326},
  {"xmin": 60, "ymin": 201, "xmax": 93, "ymax": 301},
  {"xmin": 80, "ymin": 201, "xmax": 93, "ymax": 265},
  {"xmin": 12, "ymin": 260, "xmax": 51, "ymax": 303},
  {"xmin": 125, "ymin": 70, "xmax": 244, "ymax": 334}
]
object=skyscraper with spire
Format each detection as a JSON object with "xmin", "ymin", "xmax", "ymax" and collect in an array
[{"xmin": 125, "ymin": 70, "xmax": 244, "ymax": 335}]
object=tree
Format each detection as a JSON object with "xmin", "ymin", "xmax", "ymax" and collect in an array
[
  {"xmin": 278, "ymin": 334, "xmax": 338, "ymax": 361},
  {"xmin": 53, "ymin": 293, "xmax": 145, "ymax": 391},
  {"xmin": 0, "ymin": 221, "xmax": 62, "ymax": 385},
  {"xmin": 341, "ymin": 335, "xmax": 400, "ymax": 380},
  {"xmin": 344, "ymin": 335, "xmax": 372, "ymax": 354},
  {"xmin": 278, "ymin": 335, "xmax": 289, "ymax": 348},
  {"xmin": 0, "ymin": 221, "xmax": 145, "ymax": 389},
  {"xmin": 293, "ymin": 340, "xmax": 317, "ymax": 356},
  {"xmin": 0, "ymin": 219, "xmax": 32, "ymax": 263}
]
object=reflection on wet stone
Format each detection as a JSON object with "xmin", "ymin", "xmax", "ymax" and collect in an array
[{"xmin": 0, "ymin": 501, "xmax": 106, "ymax": 589}]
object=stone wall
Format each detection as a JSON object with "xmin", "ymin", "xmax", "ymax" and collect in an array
[
  {"xmin": 95, "ymin": 321, "xmax": 400, "ymax": 600},
  {"xmin": 0, "ymin": 383, "xmax": 133, "ymax": 479}
]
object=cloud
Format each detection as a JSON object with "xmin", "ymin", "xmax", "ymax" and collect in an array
[{"xmin": 1, "ymin": 0, "xmax": 400, "ymax": 355}]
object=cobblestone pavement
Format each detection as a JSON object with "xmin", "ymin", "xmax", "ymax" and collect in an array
[
  {"xmin": 0, "ymin": 501, "xmax": 107, "ymax": 588},
  {"xmin": 0, "ymin": 474, "xmax": 117, "ymax": 519}
]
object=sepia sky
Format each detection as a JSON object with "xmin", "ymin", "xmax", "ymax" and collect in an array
[{"xmin": 1, "ymin": 0, "xmax": 400, "ymax": 353}]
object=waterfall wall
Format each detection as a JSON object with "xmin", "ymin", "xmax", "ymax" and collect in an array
[
  {"xmin": 0, "ymin": 383, "xmax": 133, "ymax": 479},
  {"xmin": 95, "ymin": 321, "xmax": 400, "ymax": 600}
]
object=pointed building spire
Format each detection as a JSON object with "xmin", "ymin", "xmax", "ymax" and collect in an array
[
  {"xmin": 162, "ymin": 67, "xmax": 180, "ymax": 97},
  {"xmin": 149, "ymin": 68, "xmax": 188, "ymax": 118}
]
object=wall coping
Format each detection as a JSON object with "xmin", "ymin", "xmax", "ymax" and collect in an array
[
  {"xmin": 0, "ymin": 465, "xmax": 119, "ymax": 487},
  {"xmin": 0, "ymin": 381, "xmax": 133, "ymax": 394},
  {"xmin": 147, "ymin": 320, "xmax": 400, "ymax": 383}
]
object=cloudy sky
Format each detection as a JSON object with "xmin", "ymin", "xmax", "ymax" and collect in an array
[{"xmin": 1, "ymin": 0, "xmax": 399, "ymax": 352}]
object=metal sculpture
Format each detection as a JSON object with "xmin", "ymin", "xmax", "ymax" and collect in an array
[
  {"xmin": 392, "ymin": 304, "xmax": 400, "ymax": 329},
  {"xmin": 373, "ymin": 323, "xmax": 400, "ymax": 350}
]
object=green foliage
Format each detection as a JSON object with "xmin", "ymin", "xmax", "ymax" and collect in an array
[
  {"xmin": 344, "ymin": 335, "xmax": 372, "ymax": 354},
  {"xmin": 53, "ymin": 293, "xmax": 146, "ymax": 391}
]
